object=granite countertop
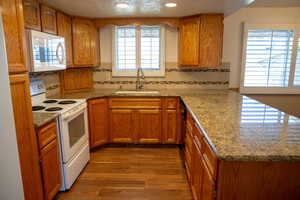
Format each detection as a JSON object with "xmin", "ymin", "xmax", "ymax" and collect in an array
[
  {"xmin": 32, "ymin": 112, "xmax": 58, "ymax": 128},
  {"xmin": 50, "ymin": 89, "xmax": 300, "ymax": 162}
]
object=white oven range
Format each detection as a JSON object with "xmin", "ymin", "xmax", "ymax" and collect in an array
[{"xmin": 30, "ymin": 79, "xmax": 90, "ymax": 191}]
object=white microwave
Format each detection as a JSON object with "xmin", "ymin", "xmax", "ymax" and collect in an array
[{"xmin": 27, "ymin": 30, "xmax": 66, "ymax": 72}]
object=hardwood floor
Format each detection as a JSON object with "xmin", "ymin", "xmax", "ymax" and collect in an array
[{"xmin": 55, "ymin": 146, "xmax": 193, "ymax": 200}]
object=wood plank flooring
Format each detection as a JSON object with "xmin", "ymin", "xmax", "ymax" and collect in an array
[{"xmin": 55, "ymin": 146, "xmax": 193, "ymax": 200}]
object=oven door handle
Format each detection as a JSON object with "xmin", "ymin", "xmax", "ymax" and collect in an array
[{"xmin": 62, "ymin": 104, "xmax": 86, "ymax": 120}]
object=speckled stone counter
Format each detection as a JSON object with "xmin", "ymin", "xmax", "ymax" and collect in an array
[
  {"xmin": 32, "ymin": 112, "xmax": 58, "ymax": 128},
  {"xmin": 50, "ymin": 89, "xmax": 300, "ymax": 162}
]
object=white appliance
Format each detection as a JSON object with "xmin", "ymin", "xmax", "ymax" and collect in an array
[
  {"xmin": 27, "ymin": 30, "xmax": 66, "ymax": 72},
  {"xmin": 30, "ymin": 79, "xmax": 90, "ymax": 190},
  {"xmin": 0, "ymin": 11, "xmax": 25, "ymax": 199}
]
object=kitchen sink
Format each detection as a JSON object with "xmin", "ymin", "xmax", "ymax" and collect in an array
[{"xmin": 113, "ymin": 90, "xmax": 160, "ymax": 95}]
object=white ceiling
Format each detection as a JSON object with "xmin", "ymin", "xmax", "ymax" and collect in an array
[
  {"xmin": 251, "ymin": 0, "xmax": 300, "ymax": 7},
  {"xmin": 42, "ymin": 0, "xmax": 225, "ymax": 18}
]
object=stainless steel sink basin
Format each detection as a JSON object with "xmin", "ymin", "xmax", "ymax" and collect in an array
[{"xmin": 114, "ymin": 90, "xmax": 160, "ymax": 95}]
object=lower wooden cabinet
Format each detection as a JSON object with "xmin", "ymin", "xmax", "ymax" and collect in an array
[
  {"xmin": 36, "ymin": 121, "xmax": 61, "ymax": 200},
  {"xmin": 88, "ymin": 97, "xmax": 181, "ymax": 148},
  {"xmin": 110, "ymin": 109, "xmax": 135, "ymax": 143},
  {"xmin": 88, "ymin": 98, "xmax": 109, "ymax": 148},
  {"xmin": 191, "ymin": 140, "xmax": 204, "ymax": 200},
  {"xmin": 137, "ymin": 109, "xmax": 162, "ymax": 144},
  {"xmin": 40, "ymin": 139, "xmax": 61, "ymax": 200}
]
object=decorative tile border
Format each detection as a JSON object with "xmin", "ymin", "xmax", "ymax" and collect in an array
[
  {"xmin": 29, "ymin": 71, "xmax": 59, "ymax": 78},
  {"xmin": 94, "ymin": 80, "xmax": 229, "ymax": 85},
  {"xmin": 93, "ymin": 68, "xmax": 230, "ymax": 73}
]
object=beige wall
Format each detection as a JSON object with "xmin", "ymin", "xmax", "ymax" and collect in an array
[{"xmin": 223, "ymin": 7, "xmax": 300, "ymax": 88}]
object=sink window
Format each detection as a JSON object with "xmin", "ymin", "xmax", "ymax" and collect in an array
[
  {"xmin": 240, "ymin": 24, "xmax": 300, "ymax": 94},
  {"xmin": 112, "ymin": 25, "xmax": 165, "ymax": 77}
]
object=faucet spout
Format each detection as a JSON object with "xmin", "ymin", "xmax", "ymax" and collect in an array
[{"xmin": 136, "ymin": 68, "xmax": 145, "ymax": 91}]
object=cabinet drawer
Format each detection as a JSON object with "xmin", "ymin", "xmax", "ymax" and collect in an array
[
  {"xmin": 37, "ymin": 121, "xmax": 57, "ymax": 149},
  {"xmin": 185, "ymin": 132, "xmax": 193, "ymax": 154},
  {"xmin": 163, "ymin": 98, "xmax": 178, "ymax": 109},
  {"xmin": 109, "ymin": 98, "xmax": 162, "ymax": 109},
  {"xmin": 193, "ymin": 123, "xmax": 203, "ymax": 151},
  {"xmin": 202, "ymin": 138, "xmax": 218, "ymax": 178}
]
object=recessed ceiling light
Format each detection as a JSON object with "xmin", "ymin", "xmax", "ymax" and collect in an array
[
  {"xmin": 116, "ymin": 3, "xmax": 129, "ymax": 8},
  {"xmin": 165, "ymin": 2, "xmax": 177, "ymax": 8}
]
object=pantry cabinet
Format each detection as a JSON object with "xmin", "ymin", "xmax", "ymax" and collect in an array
[
  {"xmin": 36, "ymin": 120, "xmax": 61, "ymax": 200},
  {"xmin": 57, "ymin": 12, "xmax": 73, "ymax": 67},
  {"xmin": 40, "ymin": 4, "xmax": 57, "ymax": 35},
  {"xmin": 9, "ymin": 74, "xmax": 44, "ymax": 200},
  {"xmin": 72, "ymin": 17, "xmax": 100, "ymax": 67},
  {"xmin": 88, "ymin": 98, "xmax": 109, "ymax": 148},
  {"xmin": 1, "ymin": 0, "xmax": 28, "ymax": 73},
  {"xmin": 179, "ymin": 14, "xmax": 224, "ymax": 67},
  {"xmin": 23, "ymin": 0, "xmax": 41, "ymax": 30}
]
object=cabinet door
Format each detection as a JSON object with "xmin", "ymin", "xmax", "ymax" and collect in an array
[
  {"xmin": 40, "ymin": 4, "xmax": 57, "ymax": 35},
  {"xmin": 179, "ymin": 17, "xmax": 200, "ymax": 66},
  {"xmin": 91, "ymin": 25, "xmax": 100, "ymax": 67},
  {"xmin": 88, "ymin": 98, "xmax": 109, "ymax": 149},
  {"xmin": 23, "ymin": 0, "xmax": 41, "ymax": 30},
  {"xmin": 59, "ymin": 68, "xmax": 93, "ymax": 93},
  {"xmin": 1, "ymin": 0, "xmax": 27, "ymax": 73},
  {"xmin": 72, "ymin": 18, "xmax": 94, "ymax": 67},
  {"xmin": 191, "ymin": 139, "xmax": 204, "ymax": 200},
  {"xmin": 110, "ymin": 109, "xmax": 135, "ymax": 143},
  {"xmin": 163, "ymin": 109, "xmax": 179, "ymax": 144},
  {"xmin": 200, "ymin": 156, "xmax": 216, "ymax": 200},
  {"xmin": 57, "ymin": 12, "xmax": 73, "ymax": 66},
  {"xmin": 137, "ymin": 109, "xmax": 162, "ymax": 144},
  {"xmin": 199, "ymin": 14, "xmax": 223, "ymax": 67},
  {"xmin": 9, "ymin": 74, "xmax": 44, "ymax": 200},
  {"xmin": 40, "ymin": 139, "xmax": 61, "ymax": 200}
]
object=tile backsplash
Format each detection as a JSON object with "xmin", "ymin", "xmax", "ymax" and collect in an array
[
  {"xmin": 29, "ymin": 72, "xmax": 60, "ymax": 97},
  {"xmin": 93, "ymin": 62, "xmax": 230, "ymax": 90}
]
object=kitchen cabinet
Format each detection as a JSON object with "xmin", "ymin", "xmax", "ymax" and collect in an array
[
  {"xmin": 40, "ymin": 4, "xmax": 57, "ymax": 35},
  {"xmin": 88, "ymin": 98, "xmax": 109, "ymax": 148},
  {"xmin": 23, "ymin": 0, "xmax": 41, "ymax": 30},
  {"xmin": 72, "ymin": 17, "xmax": 100, "ymax": 67},
  {"xmin": 1, "ymin": 0, "xmax": 28, "ymax": 73},
  {"xmin": 199, "ymin": 14, "xmax": 223, "ymax": 67},
  {"xmin": 57, "ymin": 12, "xmax": 73, "ymax": 67},
  {"xmin": 137, "ymin": 109, "xmax": 162, "ymax": 144},
  {"xmin": 179, "ymin": 17, "xmax": 200, "ymax": 66},
  {"xmin": 9, "ymin": 74, "xmax": 44, "ymax": 200},
  {"xmin": 110, "ymin": 109, "xmax": 135, "ymax": 143},
  {"xmin": 36, "ymin": 120, "xmax": 61, "ymax": 200},
  {"xmin": 179, "ymin": 14, "xmax": 223, "ymax": 67},
  {"xmin": 191, "ymin": 139, "xmax": 204, "ymax": 200},
  {"xmin": 59, "ymin": 68, "xmax": 94, "ymax": 93}
]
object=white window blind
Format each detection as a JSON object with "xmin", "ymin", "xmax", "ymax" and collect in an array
[
  {"xmin": 115, "ymin": 26, "xmax": 136, "ymax": 71},
  {"xmin": 241, "ymin": 24, "xmax": 300, "ymax": 94},
  {"xmin": 293, "ymin": 38, "xmax": 300, "ymax": 86},
  {"xmin": 112, "ymin": 25, "xmax": 165, "ymax": 77},
  {"xmin": 141, "ymin": 26, "xmax": 160, "ymax": 70},
  {"xmin": 244, "ymin": 30, "xmax": 294, "ymax": 87}
]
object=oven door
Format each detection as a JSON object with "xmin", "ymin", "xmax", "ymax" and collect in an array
[{"xmin": 60, "ymin": 103, "xmax": 89, "ymax": 163}]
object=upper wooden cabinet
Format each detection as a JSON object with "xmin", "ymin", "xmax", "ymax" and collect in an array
[
  {"xmin": 23, "ymin": 0, "xmax": 41, "ymax": 31},
  {"xmin": 72, "ymin": 17, "xmax": 100, "ymax": 67},
  {"xmin": 40, "ymin": 4, "xmax": 57, "ymax": 35},
  {"xmin": 9, "ymin": 74, "xmax": 44, "ymax": 200},
  {"xmin": 199, "ymin": 14, "xmax": 223, "ymax": 67},
  {"xmin": 1, "ymin": 0, "xmax": 28, "ymax": 73},
  {"xmin": 179, "ymin": 14, "xmax": 224, "ymax": 67},
  {"xmin": 179, "ymin": 17, "xmax": 200, "ymax": 66},
  {"xmin": 57, "ymin": 12, "xmax": 73, "ymax": 66}
]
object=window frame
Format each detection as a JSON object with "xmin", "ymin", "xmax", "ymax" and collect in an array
[
  {"xmin": 240, "ymin": 23, "xmax": 300, "ymax": 94},
  {"xmin": 112, "ymin": 25, "xmax": 166, "ymax": 77}
]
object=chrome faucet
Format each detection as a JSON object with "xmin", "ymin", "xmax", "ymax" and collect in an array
[{"xmin": 136, "ymin": 68, "xmax": 145, "ymax": 90}]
